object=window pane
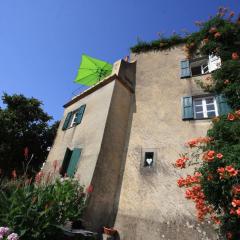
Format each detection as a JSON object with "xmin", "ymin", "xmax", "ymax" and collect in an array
[
  {"xmin": 207, "ymin": 111, "xmax": 216, "ymax": 118},
  {"xmin": 195, "ymin": 106, "xmax": 203, "ymax": 112},
  {"xmin": 194, "ymin": 99, "xmax": 202, "ymax": 106},
  {"xmin": 206, "ymin": 104, "xmax": 215, "ymax": 111},
  {"xmin": 191, "ymin": 66, "xmax": 202, "ymax": 76},
  {"xmin": 196, "ymin": 112, "xmax": 204, "ymax": 119},
  {"xmin": 206, "ymin": 98, "xmax": 214, "ymax": 104}
]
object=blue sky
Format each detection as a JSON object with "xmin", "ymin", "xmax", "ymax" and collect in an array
[{"xmin": 0, "ymin": 0, "xmax": 239, "ymax": 121}]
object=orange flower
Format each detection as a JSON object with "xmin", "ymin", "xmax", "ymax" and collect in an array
[
  {"xmin": 232, "ymin": 199, "xmax": 240, "ymax": 207},
  {"xmin": 226, "ymin": 165, "xmax": 238, "ymax": 176},
  {"xmin": 217, "ymin": 167, "xmax": 225, "ymax": 179},
  {"xmin": 230, "ymin": 208, "xmax": 236, "ymax": 215},
  {"xmin": 214, "ymin": 32, "xmax": 221, "ymax": 38},
  {"xmin": 35, "ymin": 171, "xmax": 44, "ymax": 184},
  {"xmin": 229, "ymin": 11, "xmax": 235, "ymax": 17},
  {"xmin": 186, "ymin": 137, "xmax": 212, "ymax": 148},
  {"xmin": 226, "ymin": 232, "xmax": 233, "ymax": 240},
  {"xmin": 232, "ymin": 52, "xmax": 239, "ymax": 60},
  {"xmin": 224, "ymin": 79, "xmax": 230, "ymax": 84},
  {"xmin": 24, "ymin": 147, "xmax": 29, "ymax": 159},
  {"xmin": 187, "ymin": 139, "xmax": 198, "ymax": 148},
  {"xmin": 86, "ymin": 184, "xmax": 94, "ymax": 193},
  {"xmin": 209, "ymin": 27, "xmax": 217, "ymax": 34},
  {"xmin": 211, "ymin": 215, "xmax": 221, "ymax": 224},
  {"xmin": 236, "ymin": 208, "xmax": 240, "ymax": 216},
  {"xmin": 227, "ymin": 113, "xmax": 235, "ymax": 121},
  {"xmin": 11, "ymin": 169, "xmax": 17, "ymax": 179},
  {"xmin": 235, "ymin": 110, "xmax": 240, "ymax": 117},
  {"xmin": 207, "ymin": 174, "xmax": 213, "ymax": 181},
  {"xmin": 203, "ymin": 38, "xmax": 209, "ymax": 44},
  {"xmin": 175, "ymin": 157, "xmax": 188, "ymax": 168},
  {"xmin": 203, "ymin": 150, "xmax": 215, "ymax": 162},
  {"xmin": 52, "ymin": 160, "xmax": 58, "ymax": 172},
  {"xmin": 216, "ymin": 153, "xmax": 223, "ymax": 159},
  {"xmin": 232, "ymin": 185, "xmax": 240, "ymax": 195}
]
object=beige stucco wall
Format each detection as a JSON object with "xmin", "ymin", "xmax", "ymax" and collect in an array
[
  {"xmin": 83, "ymin": 79, "xmax": 133, "ymax": 231},
  {"xmin": 114, "ymin": 46, "xmax": 217, "ymax": 240},
  {"xmin": 44, "ymin": 80, "xmax": 115, "ymax": 187}
]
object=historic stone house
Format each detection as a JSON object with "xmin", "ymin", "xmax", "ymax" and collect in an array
[{"xmin": 44, "ymin": 45, "xmax": 231, "ymax": 240}]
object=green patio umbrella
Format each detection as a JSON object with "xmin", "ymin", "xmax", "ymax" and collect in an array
[{"xmin": 74, "ymin": 54, "xmax": 113, "ymax": 86}]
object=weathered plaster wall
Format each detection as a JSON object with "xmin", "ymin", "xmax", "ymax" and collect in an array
[
  {"xmin": 114, "ymin": 46, "xmax": 217, "ymax": 240},
  {"xmin": 83, "ymin": 80, "xmax": 133, "ymax": 231},
  {"xmin": 44, "ymin": 81, "xmax": 115, "ymax": 187}
]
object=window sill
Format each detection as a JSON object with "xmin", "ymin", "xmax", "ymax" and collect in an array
[
  {"xmin": 191, "ymin": 72, "xmax": 210, "ymax": 78},
  {"xmin": 183, "ymin": 117, "xmax": 215, "ymax": 121}
]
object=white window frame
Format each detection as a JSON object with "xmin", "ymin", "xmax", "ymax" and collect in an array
[
  {"xmin": 69, "ymin": 111, "xmax": 78, "ymax": 128},
  {"xmin": 190, "ymin": 54, "xmax": 221, "ymax": 76},
  {"xmin": 201, "ymin": 63, "xmax": 209, "ymax": 74},
  {"xmin": 193, "ymin": 96, "xmax": 219, "ymax": 119}
]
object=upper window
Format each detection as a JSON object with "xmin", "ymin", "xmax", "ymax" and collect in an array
[
  {"xmin": 190, "ymin": 57, "xmax": 209, "ymax": 76},
  {"xmin": 193, "ymin": 96, "xmax": 218, "ymax": 119},
  {"xmin": 180, "ymin": 55, "xmax": 221, "ymax": 78},
  {"xmin": 182, "ymin": 94, "xmax": 231, "ymax": 121},
  {"xmin": 62, "ymin": 104, "xmax": 86, "ymax": 131}
]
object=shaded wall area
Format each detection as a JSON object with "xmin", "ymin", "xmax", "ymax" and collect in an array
[{"xmin": 83, "ymin": 79, "xmax": 134, "ymax": 231}]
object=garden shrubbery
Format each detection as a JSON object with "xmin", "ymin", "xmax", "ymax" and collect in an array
[{"xmin": 0, "ymin": 174, "xmax": 87, "ymax": 239}]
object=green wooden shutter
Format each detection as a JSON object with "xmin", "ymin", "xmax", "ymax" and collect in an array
[
  {"xmin": 67, "ymin": 148, "xmax": 81, "ymax": 177},
  {"xmin": 75, "ymin": 104, "xmax": 86, "ymax": 125},
  {"xmin": 216, "ymin": 94, "xmax": 232, "ymax": 115},
  {"xmin": 182, "ymin": 96, "xmax": 194, "ymax": 120},
  {"xmin": 62, "ymin": 112, "xmax": 72, "ymax": 130},
  {"xmin": 180, "ymin": 60, "xmax": 191, "ymax": 78},
  {"xmin": 60, "ymin": 148, "xmax": 72, "ymax": 176}
]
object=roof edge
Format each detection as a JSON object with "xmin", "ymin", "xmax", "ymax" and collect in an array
[{"xmin": 63, "ymin": 74, "xmax": 134, "ymax": 108}]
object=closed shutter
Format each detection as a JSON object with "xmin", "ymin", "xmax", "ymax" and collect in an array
[
  {"xmin": 62, "ymin": 112, "xmax": 72, "ymax": 130},
  {"xmin": 180, "ymin": 60, "xmax": 191, "ymax": 78},
  {"xmin": 216, "ymin": 94, "xmax": 232, "ymax": 115},
  {"xmin": 75, "ymin": 104, "xmax": 86, "ymax": 124},
  {"xmin": 67, "ymin": 148, "xmax": 82, "ymax": 177},
  {"xmin": 182, "ymin": 96, "xmax": 194, "ymax": 120}
]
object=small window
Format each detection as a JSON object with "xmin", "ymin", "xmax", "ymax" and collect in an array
[
  {"xmin": 144, "ymin": 152, "xmax": 154, "ymax": 167},
  {"xmin": 60, "ymin": 148, "xmax": 82, "ymax": 177},
  {"xmin": 62, "ymin": 104, "xmax": 86, "ymax": 131},
  {"xmin": 60, "ymin": 148, "xmax": 72, "ymax": 177},
  {"xmin": 190, "ymin": 57, "xmax": 209, "ymax": 77},
  {"xmin": 193, "ymin": 96, "xmax": 218, "ymax": 119},
  {"xmin": 180, "ymin": 55, "xmax": 221, "ymax": 79},
  {"xmin": 69, "ymin": 111, "xmax": 79, "ymax": 128}
]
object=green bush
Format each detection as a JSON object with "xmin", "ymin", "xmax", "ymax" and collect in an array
[{"xmin": 0, "ymin": 176, "xmax": 86, "ymax": 239}]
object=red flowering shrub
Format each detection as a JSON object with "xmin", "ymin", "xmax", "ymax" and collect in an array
[{"xmin": 175, "ymin": 113, "xmax": 240, "ymax": 239}]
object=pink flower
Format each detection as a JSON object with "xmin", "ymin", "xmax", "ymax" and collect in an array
[
  {"xmin": 0, "ymin": 227, "xmax": 9, "ymax": 236},
  {"xmin": 227, "ymin": 113, "xmax": 235, "ymax": 121},
  {"xmin": 216, "ymin": 153, "xmax": 223, "ymax": 159},
  {"xmin": 7, "ymin": 233, "xmax": 19, "ymax": 240},
  {"xmin": 23, "ymin": 147, "xmax": 29, "ymax": 159},
  {"xmin": 86, "ymin": 185, "xmax": 93, "ymax": 193}
]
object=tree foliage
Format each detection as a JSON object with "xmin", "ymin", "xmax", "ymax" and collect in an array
[{"xmin": 0, "ymin": 93, "xmax": 59, "ymax": 176}]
